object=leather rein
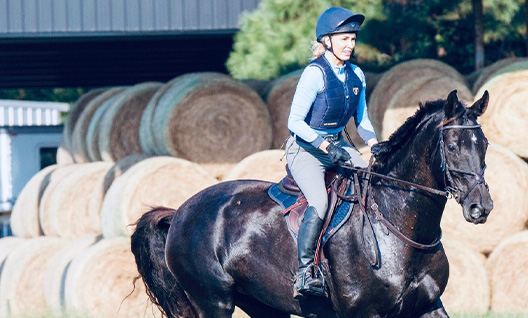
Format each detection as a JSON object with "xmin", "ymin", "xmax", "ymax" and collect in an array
[{"xmin": 336, "ymin": 121, "xmax": 486, "ymax": 251}]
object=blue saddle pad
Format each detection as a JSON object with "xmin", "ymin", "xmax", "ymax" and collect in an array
[{"xmin": 268, "ymin": 183, "xmax": 354, "ymax": 246}]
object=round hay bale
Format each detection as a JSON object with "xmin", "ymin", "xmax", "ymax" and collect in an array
[
  {"xmin": 381, "ymin": 75, "xmax": 473, "ymax": 139},
  {"xmin": 56, "ymin": 146, "xmax": 75, "ymax": 165},
  {"xmin": 369, "ymin": 59, "xmax": 467, "ymax": 137},
  {"xmin": 440, "ymin": 236, "xmax": 489, "ymax": 314},
  {"xmin": 241, "ymin": 78, "xmax": 273, "ymax": 100},
  {"xmin": 200, "ymin": 163, "xmax": 238, "ymax": 181},
  {"xmin": 71, "ymin": 87, "xmax": 127, "ymax": 163},
  {"xmin": 475, "ymin": 69, "xmax": 528, "ymax": 158},
  {"xmin": 39, "ymin": 162, "xmax": 113, "ymax": 238},
  {"xmin": 0, "ymin": 237, "xmax": 68, "ymax": 317},
  {"xmin": 364, "ymin": 71, "xmax": 383, "ymax": 100},
  {"xmin": 10, "ymin": 164, "xmax": 57, "ymax": 237},
  {"xmin": 97, "ymin": 82, "xmax": 163, "ymax": 162},
  {"xmin": 150, "ymin": 72, "xmax": 272, "ymax": 163},
  {"xmin": 0, "ymin": 236, "xmax": 25, "ymax": 272},
  {"xmin": 472, "ymin": 57, "xmax": 528, "ymax": 94},
  {"xmin": 63, "ymin": 237, "xmax": 162, "ymax": 318},
  {"xmin": 101, "ymin": 156, "xmax": 218, "ymax": 237},
  {"xmin": 441, "ymin": 143, "xmax": 528, "ymax": 253},
  {"xmin": 44, "ymin": 235, "xmax": 102, "ymax": 313},
  {"xmin": 0, "ymin": 236, "xmax": 25, "ymax": 315},
  {"xmin": 265, "ymin": 70, "xmax": 302, "ymax": 149},
  {"xmin": 85, "ymin": 91, "xmax": 130, "ymax": 162},
  {"xmin": 87, "ymin": 154, "xmax": 151, "ymax": 219},
  {"xmin": 59, "ymin": 88, "xmax": 107, "ymax": 163},
  {"xmin": 139, "ymin": 78, "xmax": 181, "ymax": 156},
  {"xmin": 487, "ymin": 231, "xmax": 528, "ymax": 313},
  {"xmin": 223, "ymin": 150, "xmax": 286, "ymax": 182}
]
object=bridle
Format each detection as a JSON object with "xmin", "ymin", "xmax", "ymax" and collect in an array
[
  {"xmin": 437, "ymin": 123, "xmax": 488, "ymax": 203},
  {"xmin": 338, "ymin": 115, "xmax": 489, "ymax": 251}
]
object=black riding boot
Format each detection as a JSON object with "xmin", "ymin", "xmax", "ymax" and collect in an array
[{"xmin": 293, "ymin": 206, "xmax": 325, "ymax": 298}]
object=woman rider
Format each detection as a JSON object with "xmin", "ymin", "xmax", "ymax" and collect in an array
[{"xmin": 286, "ymin": 7, "xmax": 379, "ymax": 298}]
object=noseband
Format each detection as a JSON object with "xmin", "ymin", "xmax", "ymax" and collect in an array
[{"xmin": 438, "ymin": 123, "xmax": 488, "ymax": 204}]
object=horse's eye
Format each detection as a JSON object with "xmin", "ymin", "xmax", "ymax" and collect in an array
[{"xmin": 446, "ymin": 143, "xmax": 457, "ymax": 152}]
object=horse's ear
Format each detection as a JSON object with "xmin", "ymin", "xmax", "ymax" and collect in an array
[
  {"xmin": 469, "ymin": 90, "xmax": 489, "ymax": 117},
  {"xmin": 445, "ymin": 90, "xmax": 458, "ymax": 118}
]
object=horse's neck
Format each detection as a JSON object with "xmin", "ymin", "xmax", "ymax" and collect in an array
[{"xmin": 371, "ymin": 132, "xmax": 446, "ymax": 244}]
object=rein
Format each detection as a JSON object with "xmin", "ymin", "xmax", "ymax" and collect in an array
[{"xmin": 338, "ymin": 121, "xmax": 486, "ymax": 251}]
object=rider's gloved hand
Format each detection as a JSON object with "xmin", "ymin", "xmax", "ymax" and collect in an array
[{"xmin": 326, "ymin": 143, "xmax": 351, "ymax": 164}]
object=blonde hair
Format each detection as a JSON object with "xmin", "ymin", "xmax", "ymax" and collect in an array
[{"xmin": 310, "ymin": 36, "xmax": 328, "ymax": 60}]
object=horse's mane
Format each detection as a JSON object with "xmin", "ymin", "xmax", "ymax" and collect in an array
[{"xmin": 373, "ymin": 98, "xmax": 464, "ymax": 168}]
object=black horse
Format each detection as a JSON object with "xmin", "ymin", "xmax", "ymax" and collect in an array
[{"xmin": 131, "ymin": 90, "xmax": 493, "ymax": 318}]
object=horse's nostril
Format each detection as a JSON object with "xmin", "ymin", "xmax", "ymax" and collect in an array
[{"xmin": 470, "ymin": 204, "xmax": 484, "ymax": 219}]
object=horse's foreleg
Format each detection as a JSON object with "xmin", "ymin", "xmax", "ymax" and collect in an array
[{"xmin": 417, "ymin": 299, "xmax": 449, "ymax": 318}]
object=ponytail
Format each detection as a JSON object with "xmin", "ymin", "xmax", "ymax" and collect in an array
[{"xmin": 310, "ymin": 36, "xmax": 328, "ymax": 60}]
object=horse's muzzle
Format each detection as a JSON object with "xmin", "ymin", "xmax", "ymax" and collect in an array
[{"xmin": 463, "ymin": 199, "xmax": 493, "ymax": 224}]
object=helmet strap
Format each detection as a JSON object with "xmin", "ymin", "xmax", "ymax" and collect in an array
[{"xmin": 325, "ymin": 35, "xmax": 345, "ymax": 63}]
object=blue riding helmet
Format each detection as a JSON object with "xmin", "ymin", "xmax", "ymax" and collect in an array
[{"xmin": 316, "ymin": 7, "xmax": 365, "ymax": 42}]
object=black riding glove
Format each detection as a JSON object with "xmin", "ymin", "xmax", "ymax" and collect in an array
[{"xmin": 326, "ymin": 143, "xmax": 351, "ymax": 165}]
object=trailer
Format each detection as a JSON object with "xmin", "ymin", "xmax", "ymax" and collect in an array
[{"xmin": 0, "ymin": 99, "xmax": 69, "ymax": 236}]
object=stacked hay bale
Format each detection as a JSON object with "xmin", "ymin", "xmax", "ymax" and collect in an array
[
  {"xmin": 471, "ymin": 57, "xmax": 528, "ymax": 94},
  {"xmin": 441, "ymin": 237, "xmax": 490, "ymax": 314},
  {"xmin": 9, "ymin": 164, "xmax": 57, "ymax": 237},
  {"xmin": 368, "ymin": 59, "xmax": 469, "ymax": 139},
  {"xmin": 97, "ymin": 82, "xmax": 163, "ymax": 162},
  {"xmin": 380, "ymin": 75, "xmax": 472, "ymax": 139},
  {"xmin": 57, "ymin": 88, "xmax": 107, "ymax": 165},
  {"xmin": 63, "ymin": 237, "xmax": 162, "ymax": 317},
  {"xmin": 473, "ymin": 61, "xmax": 528, "ymax": 158},
  {"xmin": 39, "ymin": 162, "xmax": 113, "ymax": 237},
  {"xmin": 223, "ymin": 150, "xmax": 287, "ymax": 182},
  {"xmin": 69, "ymin": 87, "xmax": 128, "ymax": 163},
  {"xmin": 87, "ymin": 154, "xmax": 151, "ymax": 217},
  {"xmin": 2, "ymin": 156, "xmax": 218, "ymax": 317},
  {"xmin": 101, "ymin": 156, "xmax": 218, "ymax": 237},
  {"xmin": 486, "ymin": 231, "xmax": 528, "ymax": 313},
  {"xmin": 265, "ymin": 69, "xmax": 302, "ymax": 149},
  {"xmin": 0, "ymin": 237, "xmax": 68, "ymax": 317},
  {"xmin": 139, "ymin": 72, "xmax": 272, "ymax": 163},
  {"xmin": 43, "ymin": 235, "xmax": 102, "ymax": 314}
]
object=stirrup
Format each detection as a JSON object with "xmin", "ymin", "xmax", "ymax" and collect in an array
[{"xmin": 299, "ymin": 264, "xmax": 326, "ymax": 297}]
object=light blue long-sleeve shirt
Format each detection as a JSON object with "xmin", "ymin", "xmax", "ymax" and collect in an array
[{"xmin": 287, "ymin": 52, "xmax": 376, "ymax": 148}]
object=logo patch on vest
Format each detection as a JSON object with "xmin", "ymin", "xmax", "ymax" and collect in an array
[{"xmin": 353, "ymin": 87, "xmax": 359, "ymax": 95}]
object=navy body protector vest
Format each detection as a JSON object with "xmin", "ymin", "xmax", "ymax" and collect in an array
[{"xmin": 304, "ymin": 55, "xmax": 363, "ymax": 130}]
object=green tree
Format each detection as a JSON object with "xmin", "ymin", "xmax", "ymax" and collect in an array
[
  {"xmin": 226, "ymin": 0, "xmax": 386, "ymax": 80},
  {"xmin": 227, "ymin": 0, "xmax": 526, "ymax": 78}
]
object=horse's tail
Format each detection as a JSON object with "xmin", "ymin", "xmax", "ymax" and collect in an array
[{"xmin": 131, "ymin": 207, "xmax": 197, "ymax": 318}]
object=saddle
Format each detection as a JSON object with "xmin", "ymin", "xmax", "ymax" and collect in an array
[{"xmin": 276, "ymin": 165, "xmax": 354, "ymax": 239}]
